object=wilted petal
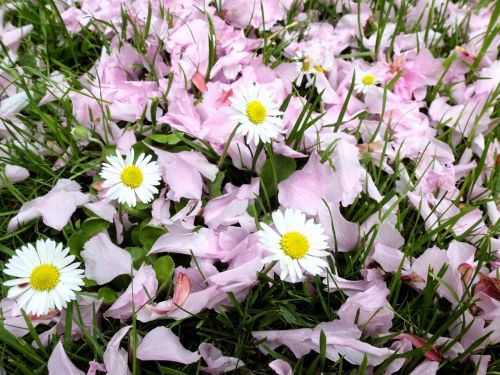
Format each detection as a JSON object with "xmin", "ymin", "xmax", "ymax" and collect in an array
[
  {"xmin": 408, "ymin": 360, "xmax": 439, "ymax": 375},
  {"xmin": 150, "ymin": 147, "xmax": 217, "ymax": 201},
  {"xmin": 81, "ymin": 231, "xmax": 133, "ymax": 284},
  {"xmin": 48, "ymin": 341, "xmax": 85, "ymax": 375},
  {"xmin": 84, "ymin": 200, "xmax": 117, "ymax": 222},
  {"xmin": 203, "ymin": 178, "xmax": 259, "ymax": 230},
  {"xmin": 252, "ymin": 328, "xmax": 315, "ymax": 358},
  {"xmin": 136, "ymin": 327, "xmax": 201, "ymax": 364},
  {"xmin": 269, "ymin": 359, "xmax": 293, "ymax": 375},
  {"xmin": 395, "ymin": 334, "xmax": 440, "ymax": 361},
  {"xmin": 337, "ymin": 283, "xmax": 394, "ymax": 336},
  {"xmin": 86, "ymin": 361, "xmax": 106, "ymax": 375},
  {"xmin": 317, "ymin": 202, "xmax": 359, "ymax": 252},
  {"xmin": 278, "ymin": 152, "xmax": 334, "ymax": 215},
  {"xmin": 470, "ymin": 355, "xmax": 490, "ymax": 375},
  {"xmin": 192, "ymin": 71, "xmax": 208, "ymax": 93},
  {"xmin": 103, "ymin": 326, "xmax": 131, "ymax": 375},
  {"xmin": 104, "ymin": 265, "xmax": 158, "ymax": 320},
  {"xmin": 0, "ymin": 164, "xmax": 29, "ymax": 187},
  {"xmin": 8, "ymin": 179, "xmax": 90, "ymax": 232},
  {"xmin": 199, "ymin": 343, "xmax": 245, "ymax": 374}
]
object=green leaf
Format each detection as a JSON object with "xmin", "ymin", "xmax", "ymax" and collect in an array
[
  {"xmin": 128, "ymin": 246, "xmax": 147, "ymax": 269},
  {"xmin": 153, "ymin": 255, "xmax": 175, "ymax": 286},
  {"xmin": 97, "ymin": 287, "xmax": 118, "ymax": 304},
  {"xmin": 209, "ymin": 171, "xmax": 225, "ymax": 199},
  {"xmin": 68, "ymin": 233, "xmax": 88, "ymax": 256},
  {"xmin": 122, "ymin": 203, "xmax": 152, "ymax": 219},
  {"xmin": 81, "ymin": 218, "xmax": 110, "ymax": 237},
  {"xmin": 83, "ymin": 278, "xmax": 97, "ymax": 287},
  {"xmin": 260, "ymin": 155, "xmax": 296, "ymax": 198},
  {"xmin": 138, "ymin": 226, "xmax": 166, "ymax": 250},
  {"xmin": 147, "ymin": 133, "xmax": 181, "ymax": 145}
]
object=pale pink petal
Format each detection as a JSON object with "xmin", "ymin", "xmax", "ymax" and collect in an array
[
  {"xmin": 470, "ymin": 355, "xmax": 491, "ymax": 375},
  {"xmin": 103, "ymin": 326, "xmax": 131, "ymax": 375},
  {"xmin": 252, "ymin": 328, "xmax": 315, "ymax": 358},
  {"xmin": 408, "ymin": 360, "xmax": 439, "ymax": 375},
  {"xmin": 149, "ymin": 228, "xmax": 222, "ymax": 259},
  {"xmin": 86, "ymin": 361, "xmax": 106, "ymax": 375},
  {"xmin": 48, "ymin": 341, "xmax": 85, "ymax": 375},
  {"xmin": 8, "ymin": 179, "xmax": 90, "ymax": 232},
  {"xmin": 150, "ymin": 147, "xmax": 217, "ymax": 201},
  {"xmin": 337, "ymin": 283, "xmax": 394, "ymax": 337},
  {"xmin": 278, "ymin": 152, "xmax": 334, "ymax": 215},
  {"xmin": 104, "ymin": 266, "xmax": 158, "ymax": 320},
  {"xmin": 81, "ymin": 231, "xmax": 133, "ymax": 285},
  {"xmin": 84, "ymin": 200, "xmax": 117, "ymax": 222},
  {"xmin": 269, "ymin": 359, "xmax": 293, "ymax": 375},
  {"xmin": 0, "ymin": 164, "xmax": 29, "ymax": 187},
  {"xmin": 115, "ymin": 130, "xmax": 136, "ymax": 154},
  {"xmin": 203, "ymin": 178, "xmax": 259, "ymax": 230},
  {"xmin": 199, "ymin": 343, "xmax": 245, "ymax": 373},
  {"xmin": 317, "ymin": 202, "xmax": 358, "ymax": 252},
  {"xmin": 136, "ymin": 327, "xmax": 201, "ymax": 364}
]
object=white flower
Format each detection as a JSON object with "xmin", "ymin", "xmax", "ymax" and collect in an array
[
  {"xmin": 296, "ymin": 45, "xmax": 334, "ymax": 87},
  {"xmin": 354, "ymin": 70, "xmax": 379, "ymax": 94},
  {"xmin": 101, "ymin": 149, "xmax": 162, "ymax": 207},
  {"xmin": 3, "ymin": 239, "xmax": 84, "ymax": 316},
  {"xmin": 229, "ymin": 83, "xmax": 283, "ymax": 146},
  {"xmin": 258, "ymin": 208, "xmax": 330, "ymax": 283}
]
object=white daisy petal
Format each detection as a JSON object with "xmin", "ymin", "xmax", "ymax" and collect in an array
[
  {"xmin": 100, "ymin": 149, "xmax": 162, "ymax": 207},
  {"xmin": 3, "ymin": 239, "xmax": 84, "ymax": 316},
  {"xmin": 230, "ymin": 83, "xmax": 283, "ymax": 146},
  {"xmin": 258, "ymin": 208, "xmax": 330, "ymax": 283}
]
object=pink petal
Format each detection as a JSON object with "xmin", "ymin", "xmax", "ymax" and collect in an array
[
  {"xmin": 199, "ymin": 343, "xmax": 245, "ymax": 373},
  {"xmin": 8, "ymin": 179, "xmax": 90, "ymax": 232},
  {"xmin": 395, "ymin": 334, "xmax": 441, "ymax": 361},
  {"xmin": 84, "ymin": 200, "xmax": 117, "ymax": 222},
  {"xmin": 103, "ymin": 326, "xmax": 131, "ymax": 375},
  {"xmin": 171, "ymin": 272, "xmax": 191, "ymax": 308},
  {"xmin": 48, "ymin": 341, "xmax": 85, "ymax": 375},
  {"xmin": 104, "ymin": 265, "xmax": 158, "ymax": 320},
  {"xmin": 278, "ymin": 152, "xmax": 334, "ymax": 215},
  {"xmin": 136, "ymin": 327, "xmax": 201, "ymax": 364},
  {"xmin": 86, "ymin": 361, "xmax": 106, "ymax": 375},
  {"xmin": 81, "ymin": 231, "xmax": 133, "ymax": 285},
  {"xmin": 408, "ymin": 360, "xmax": 439, "ymax": 375},
  {"xmin": 269, "ymin": 359, "xmax": 293, "ymax": 375},
  {"xmin": 150, "ymin": 147, "xmax": 217, "ymax": 201},
  {"xmin": 192, "ymin": 71, "xmax": 208, "ymax": 93},
  {"xmin": 0, "ymin": 164, "xmax": 29, "ymax": 187}
]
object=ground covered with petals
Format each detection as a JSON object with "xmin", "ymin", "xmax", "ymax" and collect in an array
[{"xmin": 0, "ymin": 0, "xmax": 499, "ymax": 374}]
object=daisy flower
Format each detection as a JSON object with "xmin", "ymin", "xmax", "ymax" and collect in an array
[
  {"xmin": 229, "ymin": 83, "xmax": 283, "ymax": 146},
  {"xmin": 3, "ymin": 239, "xmax": 84, "ymax": 316},
  {"xmin": 354, "ymin": 70, "xmax": 379, "ymax": 94},
  {"xmin": 296, "ymin": 45, "xmax": 334, "ymax": 87},
  {"xmin": 100, "ymin": 149, "xmax": 162, "ymax": 207},
  {"xmin": 258, "ymin": 208, "xmax": 330, "ymax": 283}
]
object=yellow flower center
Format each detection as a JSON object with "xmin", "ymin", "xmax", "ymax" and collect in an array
[
  {"xmin": 30, "ymin": 264, "xmax": 60, "ymax": 291},
  {"xmin": 313, "ymin": 65, "xmax": 324, "ymax": 73},
  {"xmin": 246, "ymin": 101, "xmax": 267, "ymax": 125},
  {"xmin": 361, "ymin": 74, "xmax": 376, "ymax": 85},
  {"xmin": 303, "ymin": 60, "xmax": 311, "ymax": 72},
  {"xmin": 280, "ymin": 232, "xmax": 310, "ymax": 259},
  {"xmin": 120, "ymin": 165, "xmax": 143, "ymax": 188}
]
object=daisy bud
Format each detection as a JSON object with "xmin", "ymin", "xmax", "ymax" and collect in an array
[{"xmin": 71, "ymin": 125, "xmax": 91, "ymax": 142}]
